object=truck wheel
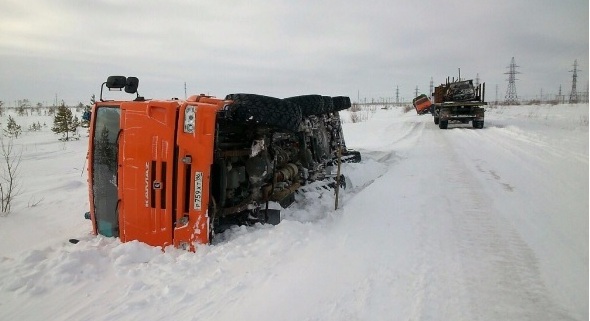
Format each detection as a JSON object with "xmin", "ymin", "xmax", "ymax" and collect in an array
[
  {"xmin": 226, "ymin": 93, "xmax": 302, "ymax": 132},
  {"xmin": 472, "ymin": 120, "xmax": 484, "ymax": 129},
  {"xmin": 284, "ymin": 95, "xmax": 326, "ymax": 116},
  {"xmin": 434, "ymin": 117, "xmax": 440, "ymax": 125},
  {"xmin": 439, "ymin": 120, "xmax": 448, "ymax": 129},
  {"xmin": 322, "ymin": 96, "xmax": 335, "ymax": 113},
  {"xmin": 332, "ymin": 96, "xmax": 352, "ymax": 112}
]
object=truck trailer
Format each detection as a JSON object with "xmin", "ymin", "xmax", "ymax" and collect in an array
[{"xmin": 432, "ymin": 79, "xmax": 486, "ymax": 129}]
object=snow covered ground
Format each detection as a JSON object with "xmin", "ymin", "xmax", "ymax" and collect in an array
[{"xmin": 0, "ymin": 103, "xmax": 587, "ymax": 320}]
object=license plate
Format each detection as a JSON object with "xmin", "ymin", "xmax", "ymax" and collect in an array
[{"xmin": 194, "ymin": 171, "xmax": 203, "ymax": 210}]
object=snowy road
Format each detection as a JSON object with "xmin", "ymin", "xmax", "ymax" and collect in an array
[
  {"xmin": 0, "ymin": 105, "xmax": 587, "ymax": 320},
  {"xmin": 342, "ymin": 108, "xmax": 588, "ymax": 320}
]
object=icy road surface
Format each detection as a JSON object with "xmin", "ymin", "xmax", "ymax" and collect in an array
[{"xmin": 0, "ymin": 104, "xmax": 587, "ymax": 320}]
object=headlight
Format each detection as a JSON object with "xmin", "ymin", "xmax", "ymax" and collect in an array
[{"xmin": 184, "ymin": 106, "xmax": 196, "ymax": 133}]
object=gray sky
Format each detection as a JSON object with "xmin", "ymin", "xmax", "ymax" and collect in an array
[{"xmin": 1, "ymin": 0, "xmax": 588, "ymax": 106}]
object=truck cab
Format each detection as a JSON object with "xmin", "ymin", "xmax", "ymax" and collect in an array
[
  {"xmin": 88, "ymin": 77, "xmax": 225, "ymax": 249},
  {"xmin": 412, "ymin": 94, "xmax": 433, "ymax": 115}
]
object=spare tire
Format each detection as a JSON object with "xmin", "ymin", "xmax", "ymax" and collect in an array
[
  {"xmin": 332, "ymin": 96, "xmax": 352, "ymax": 112},
  {"xmin": 284, "ymin": 95, "xmax": 326, "ymax": 116},
  {"xmin": 225, "ymin": 93, "xmax": 302, "ymax": 132}
]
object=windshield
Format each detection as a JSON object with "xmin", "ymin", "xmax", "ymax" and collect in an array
[{"xmin": 92, "ymin": 106, "xmax": 121, "ymax": 237}]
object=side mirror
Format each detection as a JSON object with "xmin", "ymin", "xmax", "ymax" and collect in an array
[
  {"xmin": 105, "ymin": 76, "xmax": 127, "ymax": 89},
  {"xmin": 125, "ymin": 77, "xmax": 139, "ymax": 94},
  {"xmin": 100, "ymin": 75, "xmax": 141, "ymax": 101}
]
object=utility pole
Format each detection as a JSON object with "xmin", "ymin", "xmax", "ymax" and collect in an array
[
  {"xmin": 395, "ymin": 86, "xmax": 399, "ymax": 105},
  {"xmin": 569, "ymin": 59, "xmax": 579, "ymax": 104},
  {"xmin": 504, "ymin": 57, "xmax": 520, "ymax": 105},
  {"xmin": 184, "ymin": 82, "xmax": 187, "ymax": 99},
  {"xmin": 429, "ymin": 77, "xmax": 434, "ymax": 99},
  {"xmin": 495, "ymin": 84, "xmax": 499, "ymax": 105},
  {"xmin": 415, "ymin": 86, "xmax": 419, "ymax": 98}
]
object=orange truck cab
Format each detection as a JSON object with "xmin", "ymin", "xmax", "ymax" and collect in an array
[
  {"xmin": 84, "ymin": 76, "xmax": 360, "ymax": 251},
  {"xmin": 87, "ymin": 76, "xmax": 225, "ymax": 249},
  {"xmin": 412, "ymin": 94, "xmax": 433, "ymax": 115}
]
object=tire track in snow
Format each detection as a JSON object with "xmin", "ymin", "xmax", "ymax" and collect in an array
[
  {"xmin": 444, "ymin": 122, "xmax": 588, "ymax": 318},
  {"xmin": 407, "ymin": 123, "xmax": 575, "ymax": 320},
  {"xmin": 354, "ymin": 118, "xmax": 425, "ymax": 165},
  {"xmin": 477, "ymin": 125, "xmax": 587, "ymax": 164}
]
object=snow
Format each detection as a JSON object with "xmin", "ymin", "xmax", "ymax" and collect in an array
[{"xmin": 0, "ymin": 104, "xmax": 588, "ymax": 320}]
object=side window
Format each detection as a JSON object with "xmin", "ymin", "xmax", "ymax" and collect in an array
[{"xmin": 94, "ymin": 108, "xmax": 120, "ymax": 172}]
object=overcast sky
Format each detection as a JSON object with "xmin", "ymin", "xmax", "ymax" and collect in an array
[{"xmin": 1, "ymin": 0, "xmax": 588, "ymax": 106}]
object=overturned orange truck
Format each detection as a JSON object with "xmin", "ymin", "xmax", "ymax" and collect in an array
[
  {"xmin": 411, "ymin": 94, "xmax": 433, "ymax": 115},
  {"xmin": 84, "ymin": 76, "xmax": 360, "ymax": 251}
]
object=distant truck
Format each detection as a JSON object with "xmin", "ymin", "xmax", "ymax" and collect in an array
[
  {"xmin": 432, "ymin": 79, "xmax": 486, "ymax": 129},
  {"xmin": 411, "ymin": 94, "xmax": 433, "ymax": 115}
]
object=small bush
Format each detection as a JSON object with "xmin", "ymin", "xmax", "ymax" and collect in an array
[{"xmin": 3, "ymin": 116, "xmax": 22, "ymax": 138}]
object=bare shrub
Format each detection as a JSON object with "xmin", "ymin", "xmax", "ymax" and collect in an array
[
  {"xmin": 403, "ymin": 105, "xmax": 413, "ymax": 113},
  {"xmin": 350, "ymin": 110, "xmax": 370, "ymax": 123},
  {"xmin": 0, "ymin": 137, "xmax": 22, "ymax": 215},
  {"xmin": 27, "ymin": 196, "xmax": 44, "ymax": 208}
]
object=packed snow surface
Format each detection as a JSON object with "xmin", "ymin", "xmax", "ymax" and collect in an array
[{"xmin": 0, "ymin": 104, "xmax": 588, "ymax": 320}]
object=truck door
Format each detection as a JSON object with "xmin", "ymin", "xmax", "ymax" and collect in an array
[{"xmin": 118, "ymin": 101, "xmax": 178, "ymax": 248}]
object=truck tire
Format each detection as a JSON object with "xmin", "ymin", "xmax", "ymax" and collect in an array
[
  {"xmin": 284, "ymin": 95, "xmax": 326, "ymax": 116},
  {"xmin": 472, "ymin": 120, "xmax": 484, "ymax": 129},
  {"xmin": 439, "ymin": 120, "xmax": 448, "ymax": 129},
  {"xmin": 434, "ymin": 117, "xmax": 440, "ymax": 125},
  {"xmin": 322, "ymin": 96, "xmax": 335, "ymax": 113},
  {"xmin": 226, "ymin": 93, "xmax": 302, "ymax": 132},
  {"xmin": 332, "ymin": 96, "xmax": 352, "ymax": 112}
]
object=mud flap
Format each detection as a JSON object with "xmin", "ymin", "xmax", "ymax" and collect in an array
[{"xmin": 263, "ymin": 209, "xmax": 281, "ymax": 225}]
